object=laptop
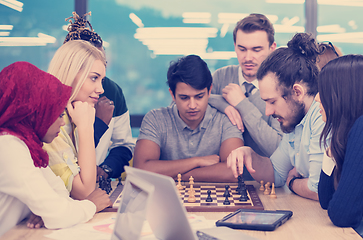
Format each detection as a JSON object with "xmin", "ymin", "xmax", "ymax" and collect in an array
[
  {"xmin": 111, "ymin": 166, "xmax": 258, "ymax": 240},
  {"xmin": 111, "ymin": 172, "xmax": 155, "ymax": 240}
]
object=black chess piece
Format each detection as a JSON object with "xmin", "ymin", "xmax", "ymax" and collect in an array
[
  {"xmin": 223, "ymin": 195, "xmax": 230, "ymax": 205},
  {"xmin": 239, "ymin": 188, "xmax": 249, "ymax": 201},
  {"xmin": 236, "ymin": 175, "xmax": 242, "ymax": 192},
  {"xmin": 205, "ymin": 190, "xmax": 213, "ymax": 202},
  {"xmin": 117, "ymin": 177, "xmax": 123, "ymax": 186},
  {"xmin": 238, "ymin": 182, "xmax": 246, "ymax": 195},
  {"xmin": 105, "ymin": 178, "xmax": 112, "ymax": 194},
  {"xmin": 239, "ymin": 193, "xmax": 249, "ymax": 202},
  {"xmin": 238, "ymin": 182, "xmax": 249, "ymax": 201},
  {"xmin": 99, "ymin": 175, "xmax": 105, "ymax": 190},
  {"xmin": 236, "ymin": 175, "xmax": 245, "ymax": 194},
  {"xmin": 99, "ymin": 175, "xmax": 112, "ymax": 194},
  {"xmin": 223, "ymin": 185, "xmax": 231, "ymax": 198}
]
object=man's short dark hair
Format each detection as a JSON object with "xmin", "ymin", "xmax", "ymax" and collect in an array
[
  {"xmin": 167, "ymin": 55, "xmax": 212, "ymax": 96},
  {"xmin": 233, "ymin": 13, "xmax": 275, "ymax": 46},
  {"xmin": 257, "ymin": 33, "xmax": 320, "ymax": 97}
]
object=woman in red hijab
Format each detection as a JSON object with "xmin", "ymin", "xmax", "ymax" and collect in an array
[{"xmin": 0, "ymin": 62, "xmax": 110, "ymax": 236}]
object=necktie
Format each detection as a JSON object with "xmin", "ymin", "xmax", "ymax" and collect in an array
[{"xmin": 243, "ymin": 82, "xmax": 256, "ymax": 97}]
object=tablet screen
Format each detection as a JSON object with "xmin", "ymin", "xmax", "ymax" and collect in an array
[{"xmin": 224, "ymin": 211, "xmax": 287, "ymax": 225}]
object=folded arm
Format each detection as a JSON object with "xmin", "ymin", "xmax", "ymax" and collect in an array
[
  {"xmin": 182, "ymin": 137, "xmax": 244, "ymax": 182},
  {"xmin": 133, "ymin": 139, "xmax": 220, "ymax": 179}
]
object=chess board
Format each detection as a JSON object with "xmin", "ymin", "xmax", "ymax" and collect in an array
[
  {"xmin": 103, "ymin": 181, "xmax": 263, "ymax": 212},
  {"xmin": 179, "ymin": 183, "xmax": 263, "ymax": 212}
]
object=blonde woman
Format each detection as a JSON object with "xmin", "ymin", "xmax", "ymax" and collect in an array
[{"xmin": 44, "ymin": 40, "xmax": 106, "ymax": 200}]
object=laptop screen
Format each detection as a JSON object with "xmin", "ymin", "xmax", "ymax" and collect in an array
[{"xmin": 111, "ymin": 174, "xmax": 154, "ymax": 240}]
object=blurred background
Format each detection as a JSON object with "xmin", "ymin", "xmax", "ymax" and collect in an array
[{"xmin": 1, "ymin": 0, "xmax": 362, "ymax": 136}]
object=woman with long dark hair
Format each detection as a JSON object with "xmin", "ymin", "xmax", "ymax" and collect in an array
[{"xmin": 316, "ymin": 54, "xmax": 363, "ymax": 235}]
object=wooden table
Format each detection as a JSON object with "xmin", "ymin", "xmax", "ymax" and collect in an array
[
  {"xmin": 0, "ymin": 181, "xmax": 360, "ymax": 240},
  {"xmin": 198, "ymin": 181, "xmax": 361, "ymax": 239}
]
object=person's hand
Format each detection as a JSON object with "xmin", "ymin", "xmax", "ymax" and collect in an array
[
  {"xmin": 227, "ymin": 146, "xmax": 255, "ymax": 178},
  {"xmin": 26, "ymin": 213, "xmax": 44, "ymax": 229},
  {"xmin": 97, "ymin": 166, "xmax": 109, "ymax": 181},
  {"xmin": 224, "ymin": 105, "xmax": 244, "ymax": 132},
  {"xmin": 222, "ymin": 83, "xmax": 246, "ymax": 107},
  {"xmin": 86, "ymin": 188, "xmax": 112, "ymax": 213},
  {"xmin": 286, "ymin": 167, "xmax": 302, "ymax": 186},
  {"xmin": 95, "ymin": 96, "xmax": 114, "ymax": 125},
  {"xmin": 67, "ymin": 102, "xmax": 95, "ymax": 130},
  {"xmin": 196, "ymin": 155, "xmax": 220, "ymax": 167}
]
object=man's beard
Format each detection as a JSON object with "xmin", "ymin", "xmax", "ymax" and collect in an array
[
  {"xmin": 274, "ymin": 100, "xmax": 305, "ymax": 134},
  {"xmin": 242, "ymin": 71, "xmax": 256, "ymax": 80},
  {"xmin": 241, "ymin": 61, "xmax": 257, "ymax": 79}
]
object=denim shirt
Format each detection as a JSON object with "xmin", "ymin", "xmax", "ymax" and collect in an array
[{"xmin": 270, "ymin": 100, "xmax": 325, "ymax": 193}]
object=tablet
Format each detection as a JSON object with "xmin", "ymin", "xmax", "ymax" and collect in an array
[{"xmin": 215, "ymin": 209, "xmax": 293, "ymax": 231}]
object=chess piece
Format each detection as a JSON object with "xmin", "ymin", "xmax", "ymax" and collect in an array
[
  {"xmin": 237, "ymin": 176, "xmax": 246, "ymax": 195},
  {"xmin": 176, "ymin": 173, "xmax": 183, "ymax": 190},
  {"xmin": 236, "ymin": 175, "xmax": 242, "ymax": 193},
  {"xmin": 188, "ymin": 176, "xmax": 195, "ymax": 195},
  {"xmin": 238, "ymin": 186, "xmax": 249, "ymax": 201},
  {"xmin": 99, "ymin": 176, "xmax": 105, "ymax": 189},
  {"xmin": 187, "ymin": 176, "xmax": 196, "ymax": 202},
  {"xmin": 259, "ymin": 180, "xmax": 265, "ymax": 191},
  {"xmin": 98, "ymin": 175, "xmax": 104, "ymax": 189},
  {"xmin": 238, "ymin": 178, "xmax": 249, "ymax": 201},
  {"xmin": 223, "ymin": 185, "xmax": 231, "ymax": 198},
  {"xmin": 205, "ymin": 190, "xmax": 213, "ymax": 202},
  {"xmin": 187, "ymin": 193, "xmax": 196, "ymax": 203},
  {"xmin": 98, "ymin": 176, "xmax": 112, "ymax": 194},
  {"xmin": 189, "ymin": 176, "xmax": 194, "ymax": 184},
  {"xmin": 117, "ymin": 177, "xmax": 123, "ymax": 186},
  {"xmin": 270, "ymin": 183, "xmax": 277, "ymax": 198},
  {"xmin": 238, "ymin": 182, "xmax": 246, "ymax": 195},
  {"xmin": 239, "ymin": 192, "xmax": 249, "ymax": 202},
  {"xmin": 223, "ymin": 195, "xmax": 230, "ymax": 205},
  {"xmin": 264, "ymin": 182, "xmax": 271, "ymax": 195},
  {"xmin": 106, "ymin": 178, "xmax": 112, "ymax": 194}
]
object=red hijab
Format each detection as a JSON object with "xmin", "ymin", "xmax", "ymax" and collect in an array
[{"xmin": 0, "ymin": 62, "xmax": 72, "ymax": 168}]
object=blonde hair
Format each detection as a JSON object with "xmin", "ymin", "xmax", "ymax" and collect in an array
[{"xmin": 48, "ymin": 40, "xmax": 106, "ymax": 102}]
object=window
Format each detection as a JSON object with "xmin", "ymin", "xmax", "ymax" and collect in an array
[
  {"xmin": 88, "ymin": 0, "xmax": 304, "ymax": 116},
  {"xmin": 0, "ymin": 0, "xmax": 73, "ymax": 71},
  {"xmin": 317, "ymin": 1, "xmax": 363, "ymax": 55}
]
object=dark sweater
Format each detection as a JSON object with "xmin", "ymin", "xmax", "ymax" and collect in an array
[
  {"xmin": 318, "ymin": 115, "xmax": 363, "ymax": 229},
  {"xmin": 94, "ymin": 77, "xmax": 132, "ymax": 178}
]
